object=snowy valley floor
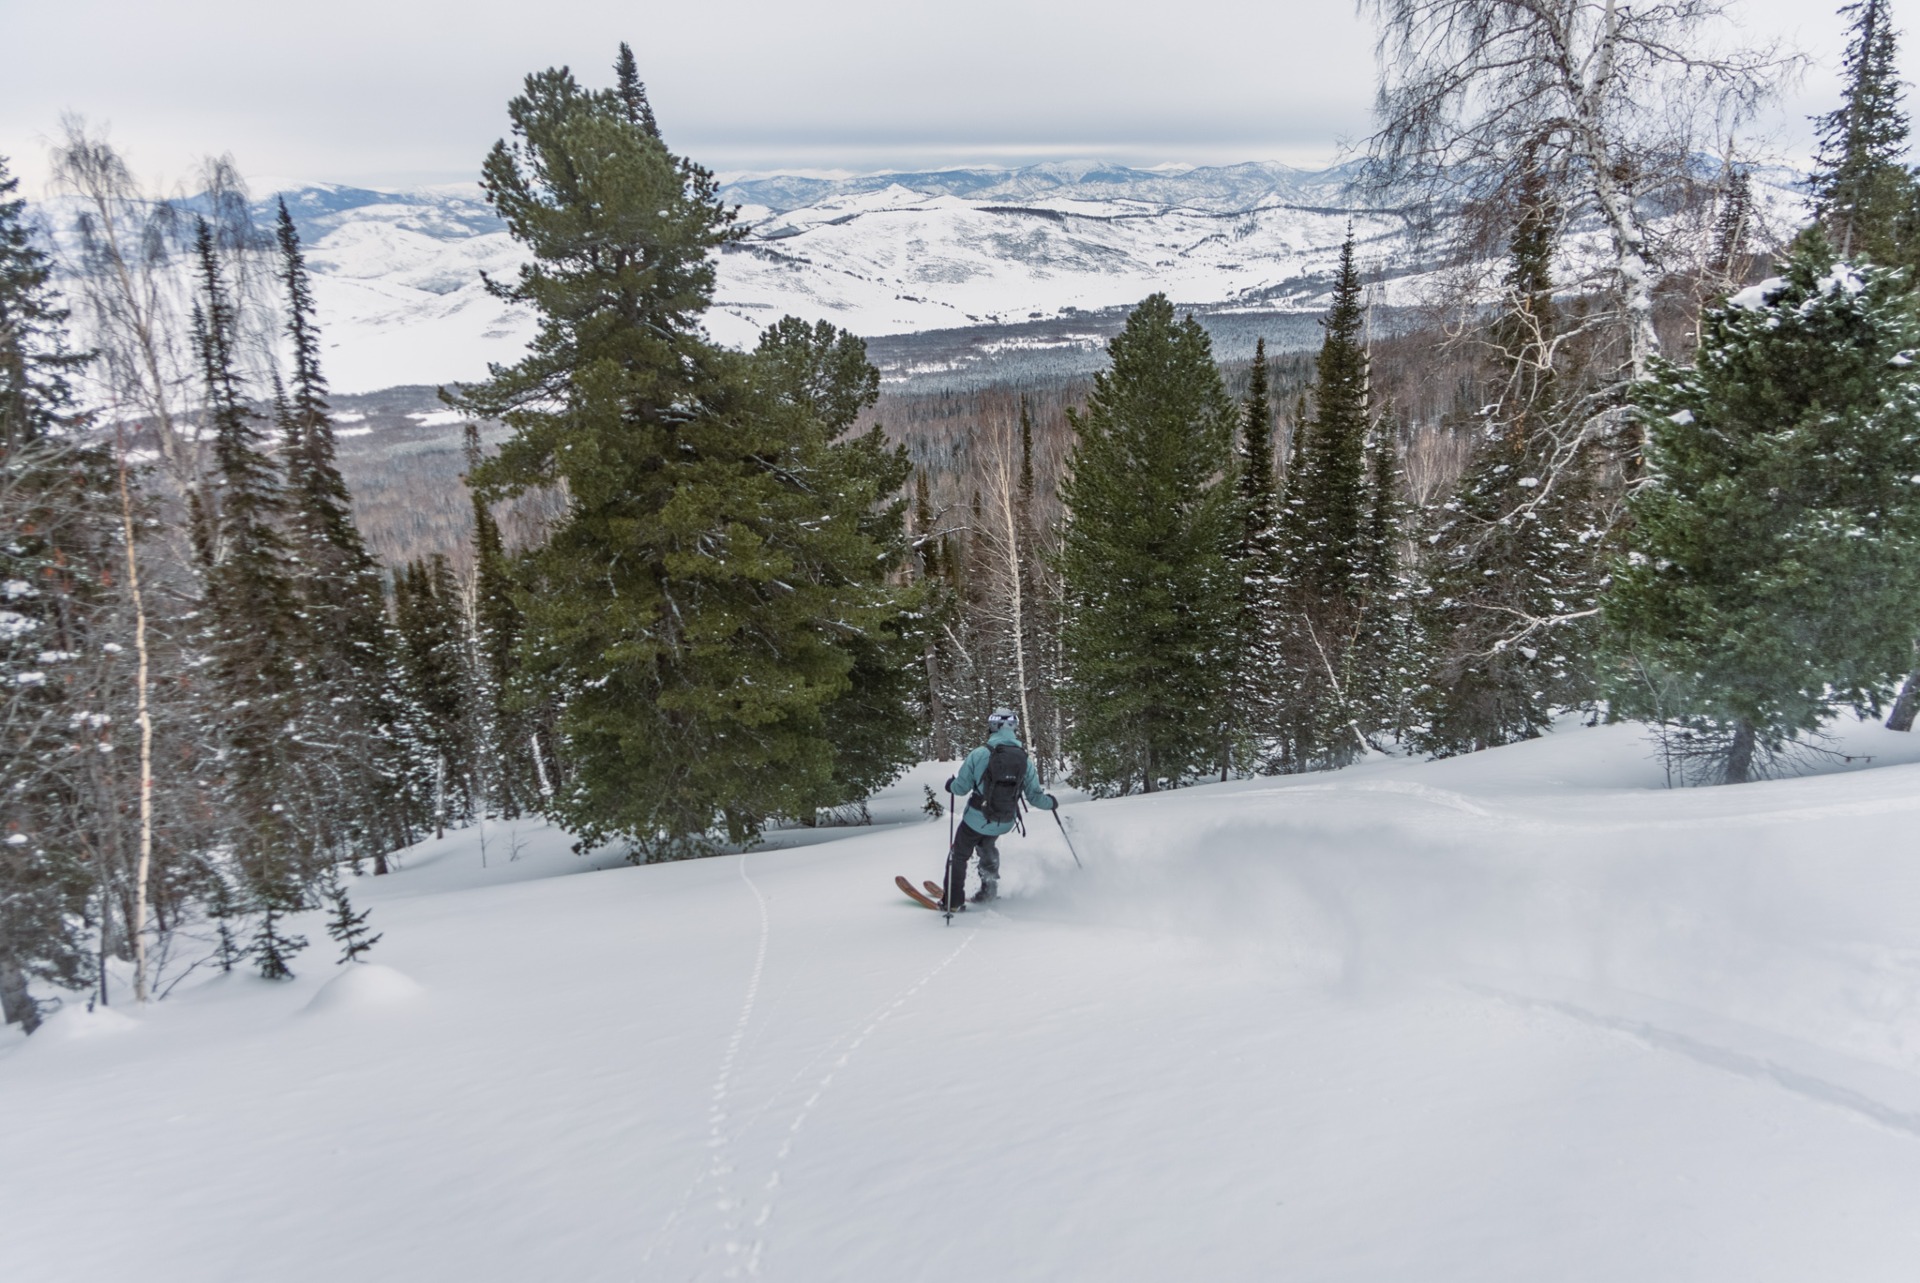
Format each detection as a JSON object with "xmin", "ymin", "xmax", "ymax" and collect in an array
[{"xmin": 8, "ymin": 723, "xmax": 1920, "ymax": 1281}]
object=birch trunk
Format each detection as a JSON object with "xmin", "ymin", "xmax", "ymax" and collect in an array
[{"xmin": 116, "ymin": 428, "xmax": 156, "ymax": 1004}]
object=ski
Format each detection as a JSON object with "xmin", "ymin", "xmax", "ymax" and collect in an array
[
  {"xmin": 896, "ymin": 875, "xmax": 943, "ymax": 911},
  {"xmin": 923, "ymin": 880, "xmax": 945, "ymax": 901}
]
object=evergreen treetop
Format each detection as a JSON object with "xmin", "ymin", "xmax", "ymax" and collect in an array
[
  {"xmin": 1810, "ymin": 0, "xmax": 1916, "ymax": 264},
  {"xmin": 1281, "ymin": 232, "xmax": 1372, "ymax": 608}
]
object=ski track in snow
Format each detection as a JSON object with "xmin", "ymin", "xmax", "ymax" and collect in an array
[
  {"xmin": 644, "ymin": 847, "xmax": 981, "ymax": 1279},
  {"xmin": 1470, "ymin": 983, "xmax": 1920, "ymax": 1140},
  {"xmin": 640, "ymin": 852, "xmax": 772, "ymax": 1275},
  {"xmin": 739, "ymin": 923, "xmax": 980, "ymax": 1278}
]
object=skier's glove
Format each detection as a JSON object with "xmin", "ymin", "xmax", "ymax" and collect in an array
[
  {"xmin": 945, "ymin": 775, "xmax": 956, "ymax": 794},
  {"xmin": 1045, "ymin": 793, "xmax": 1058, "ymax": 810}
]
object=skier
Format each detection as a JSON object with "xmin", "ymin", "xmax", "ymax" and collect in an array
[{"xmin": 940, "ymin": 708, "xmax": 1055, "ymax": 912}]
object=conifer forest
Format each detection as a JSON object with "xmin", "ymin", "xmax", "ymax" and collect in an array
[{"xmin": 3, "ymin": 2, "xmax": 1919, "ymax": 1043}]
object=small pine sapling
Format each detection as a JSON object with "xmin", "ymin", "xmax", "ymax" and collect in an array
[
  {"xmin": 207, "ymin": 872, "xmax": 245, "ymax": 974},
  {"xmin": 922, "ymin": 785, "xmax": 945, "ymax": 820},
  {"xmin": 249, "ymin": 887, "xmax": 309, "ymax": 981},
  {"xmin": 322, "ymin": 870, "xmax": 382, "ymax": 964}
]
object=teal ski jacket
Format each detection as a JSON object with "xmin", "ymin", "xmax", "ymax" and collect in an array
[{"xmin": 948, "ymin": 727, "xmax": 1054, "ymax": 836}]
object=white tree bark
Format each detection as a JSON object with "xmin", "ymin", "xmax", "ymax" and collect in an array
[{"xmin": 115, "ymin": 425, "xmax": 155, "ymax": 1005}]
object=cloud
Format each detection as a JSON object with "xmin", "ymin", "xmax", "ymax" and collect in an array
[{"xmin": 0, "ymin": 0, "xmax": 1904, "ymax": 194}]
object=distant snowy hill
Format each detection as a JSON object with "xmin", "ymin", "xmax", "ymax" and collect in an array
[
  {"xmin": 42, "ymin": 161, "xmax": 1807, "ymax": 395},
  {"xmin": 231, "ymin": 162, "xmax": 1408, "ymax": 392}
]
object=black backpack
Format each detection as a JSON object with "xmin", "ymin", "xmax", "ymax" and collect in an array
[{"xmin": 973, "ymin": 742, "xmax": 1029, "ymax": 826}]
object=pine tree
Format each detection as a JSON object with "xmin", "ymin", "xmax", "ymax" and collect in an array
[
  {"xmin": 1605, "ymin": 236, "xmax": 1920, "ymax": 783},
  {"xmin": 613, "ymin": 41, "xmax": 661, "ymax": 138},
  {"xmin": 1810, "ymin": 0, "xmax": 1917, "ymax": 266},
  {"xmin": 466, "ymin": 431, "xmax": 536, "ymax": 819},
  {"xmin": 1059, "ymin": 294, "xmax": 1239, "ymax": 794},
  {"xmin": 249, "ymin": 887, "xmax": 308, "ymax": 981},
  {"xmin": 206, "ymin": 871, "xmax": 245, "ymax": 974},
  {"xmin": 273, "ymin": 199, "xmax": 415, "ymax": 870},
  {"xmin": 1274, "ymin": 234, "xmax": 1375, "ymax": 769},
  {"xmin": 0, "ymin": 153, "xmax": 108, "ymax": 1031},
  {"xmin": 1225, "ymin": 338, "xmax": 1288, "ymax": 772},
  {"xmin": 751, "ymin": 317, "xmax": 919, "ymax": 815},
  {"xmin": 321, "ymin": 870, "xmax": 382, "ymax": 964},
  {"xmin": 452, "ymin": 55, "xmax": 916, "ymax": 855},
  {"xmin": 1710, "ymin": 168, "xmax": 1757, "ymax": 286},
  {"xmin": 1413, "ymin": 176, "xmax": 1601, "ymax": 757},
  {"xmin": 192, "ymin": 216, "xmax": 312, "ymax": 899},
  {"xmin": 393, "ymin": 555, "xmax": 473, "ymax": 826},
  {"xmin": 1352, "ymin": 421, "xmax": 1416, "ymax": 740}
]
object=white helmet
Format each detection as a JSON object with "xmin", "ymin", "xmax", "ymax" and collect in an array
[{"xmin": 987, "ymin": 708, "xmax": 1018, "ymax": 732}]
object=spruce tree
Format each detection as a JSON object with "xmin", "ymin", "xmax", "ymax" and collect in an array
[
  {"xmin": 394, "ymin": 555, "xmax": 474, "ymax": 824},
  {"xmin": 1274, "ymin": 234, "xmax": 1375, "ymax": 769},
  {"xmin": 452, "ymin": 55, "xmax": 917, "ymax": 854},
  {"xmin": 273, "ymin": 199, "xmax": 415, "ymax": 870},
  {"xmin": 1605, "ymin": 237, "xmax": 1920, "ymax": 782},
  {"xmin": 249, "ymin": 887, "xmax": 308, "ymax": 981},
  {"xmin": 192, "ymin": 216, "xmax": 311, "ymax": 898},
  {"xmin": 1810, "ymin": 0, "xmax": 1918, "ymax": 266},
  {"xmin": 613, "ymin": 41, "xmax": 661, "ymax": 138},
  {"xmin": 1226, "ymin": 338, "xmax": 1288, "ymax": 772},
  {"xmin": 1059, "ymin": 294, "xmax": 1239, "ymax": 794},
  {"xmin": 1413, "ymin": 177, "xmax": 1600, "ymax": 757},
  {"xmin": 0, "ymin": 154, "xmax": 107, "ymax": 1030},
  {"xmin": 321, "ymin": 870, "xmax": 382, "ymax": 964},
  {"xmin": 466, "ymin": 431, "xmax": 536, "ymax": 819},
  {"xmin": 1351, "ymin": 422, "xmax": 1416, "ymax": 741},
  {"xmin": 1711, "ymin": 169, "xmax": 1758, "ymax": 286}
]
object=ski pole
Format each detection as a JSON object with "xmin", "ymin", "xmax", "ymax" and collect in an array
[{"xmin": 1051, "ymin": 807, "xmax": 1084, "ymax": 869}]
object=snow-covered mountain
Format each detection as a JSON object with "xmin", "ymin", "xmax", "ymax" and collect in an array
[
  {"xmin": 44, "ymin": 160, "xmax": 1807, "ymax": 395},
  {"xmin": 250, "ymin": 162, "xmax": 1410, "ymax": 392}
]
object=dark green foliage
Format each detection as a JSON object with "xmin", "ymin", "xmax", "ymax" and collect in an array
[
  {"xmin": 753, "ymin": 319, "xmax": 920, "ymax": 812},
  {"xmin": 454, "ymin": 55, "xmax": 916, "ymax": 855},
  {"xmin": 0, "ymin": 154, "xmax": 103, "ymax": 1029},
  {"xmin": 322, "ymin": 870, "xmax": 382, "ymax": 964},
  {"xmin": 1810, "ymin": 0, "xmax": 1918, "ymax": 266},
  {"xmin": 1414, "ymin": 179, "xmax": 1602, "ymax": 756},
  {"xmin": 1351, "ymin": 425, "xmax": 1417, "ymax": 740},
  {"xmin": 1226, "ymin": 338, "xmax": 1288, "ymax": 770},
  {"xmin": 1273, "ymin": 235, "xmax": 1377, "ymax": 769},
  {"xmin": 249, "ymin": 888, "xmax": 308, "ymax": 981},
  {"xmin": 1604, "ymin": 238, "xmax": 1920, "ymax": 782},
  {"xmin": 613, "ymin": 42, "xmax": 660, "ymax": 138},
  {"xmin": 273, "ymin": 199, "xmax": 416, "ymax": 870},
  {"xmin": 207, "ymin": 872, "xmax": 245, "ymax": 974},
  {"xmin": 393, "ymin": 555, "xmax": 473, "ymax": 819},
  {"xmin": 1059, "ymin": 294, "xmax": 1239, "ymax": 794},
  {"xmin": 1711, "ymin": 169, "xmax": 1758, "ymax": 285},
  {"xmin": 192, "ymin": 217, "xmax": 312, "ymax": 896},
  {"xmin": 468, "ymin": 448, "xmax": 538, "ymax": 820}
]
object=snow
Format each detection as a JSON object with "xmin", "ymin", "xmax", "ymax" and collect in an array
[
  {"xmin": 299, "ymin": 962, "xmax": 424, "ymax": 1016},
  {"xmin": 7, "ymin": 728, "xmax": 1920, "ymax": 1280},
  {"xmin": 1728, "ymin": 277, "xmax": 1789, "ymax": 310}
]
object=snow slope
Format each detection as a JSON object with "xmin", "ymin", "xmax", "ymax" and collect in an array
[{"xmin": 7, "ymin": 722, "xmax": 1920, "ymax": 1281}]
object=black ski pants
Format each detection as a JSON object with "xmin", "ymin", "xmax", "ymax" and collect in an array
[{"xmin": 944, "ymin": 820, "xmax": 1000, "ymax": 910}]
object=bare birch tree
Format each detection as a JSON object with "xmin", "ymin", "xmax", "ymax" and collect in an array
[{"xmin": 1359, "ymin": 0, "xmax": 1796, "ymax": 416}]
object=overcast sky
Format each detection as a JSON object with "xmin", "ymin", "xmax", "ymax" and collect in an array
[{"xmin": 1, "ymin": 0, "xmax": 1911, "ymax": 196}]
